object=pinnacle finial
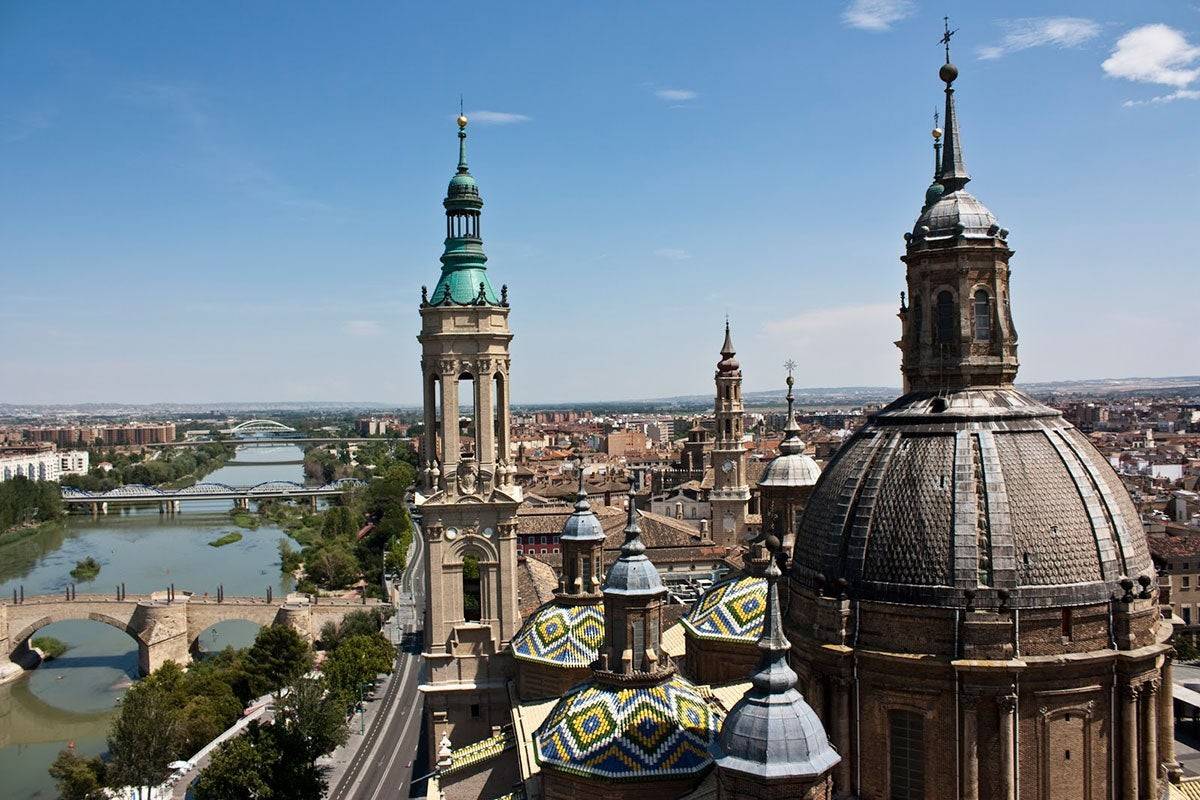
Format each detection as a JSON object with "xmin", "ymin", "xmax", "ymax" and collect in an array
[
  {"xmin": 754, "ymin": 533, "xmax": 791, "ymax": 660},
  {"xmin": 936, "ymin": 20, "xmax": 969, "ymax": 192},
  {"xmin": 940, "ymin": 16, "xmax": 958, "ymax": 66},
  {"xmin": 779, "ymin": 362, "xmax": 804, "ymax": 455},
  {"xmin": 456, "ymin": 104, "xmax": 469, "ymax": 173},
  {"xmin": 621, "ymin": 492, "xmax": 645, "ymax": 557},
  {"xmin": 573, "ymin": 456, "xmax": 591, "ymax": 512}
]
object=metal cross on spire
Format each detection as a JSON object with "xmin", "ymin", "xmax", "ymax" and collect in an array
[
  {"xmin": 940, "ymin": 16, "xmax": 958, "ymax": 64},
  {"xmin": 784, "ymin": 359, "xmax": 797, "ymax": 378}
]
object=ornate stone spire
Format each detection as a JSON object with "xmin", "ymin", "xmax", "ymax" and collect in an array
[
  {"xmin": 936, "ymin": 17, "xmax": 970, "ymax": 192},
  {"xmin": 714, "ymin": 536, "xmax": 840, "ymax": 788},
  {"xmin": 717, "ymin": 318, "xmax": 739, "ymax": 374},
  {"xmin": 429, "ymin": 112, "xmax": 499, "ymax": 306}
]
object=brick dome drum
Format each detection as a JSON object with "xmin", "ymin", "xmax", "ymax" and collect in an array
[{"xmin": 791, "ymin": 387, "xmax": 1153, "ymax": 609}]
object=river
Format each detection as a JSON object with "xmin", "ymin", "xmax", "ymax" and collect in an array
[{"xmin": 0, "ymin": 444, "xmax": 307, "ymax": 800}]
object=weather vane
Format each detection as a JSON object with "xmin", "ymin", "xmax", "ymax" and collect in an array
[{"xmin": 940, "ymin": 16, "xmax": 958, "ymax": 63}]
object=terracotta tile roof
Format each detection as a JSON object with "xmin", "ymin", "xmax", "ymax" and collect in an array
[
  {"xmin": 1148, "ymin": 531, "xmax": 1200, "ymax": 560},
  {"xmin": 516, "ymin": 556, "xmax": 559, "ymax": 618}
]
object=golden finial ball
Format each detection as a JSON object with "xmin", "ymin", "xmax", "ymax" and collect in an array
[
  {"xmin": 457, "ymin": 114, "xmax": 468, "ymax": 129},
  {"xmin": 932, "ymin": 127, "xmax": 943, "ymax": 140}
]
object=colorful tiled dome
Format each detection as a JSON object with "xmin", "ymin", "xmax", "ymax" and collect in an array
[
  {"xmin": 681, "ymin": 574, "xmax": 767, "ymax": 643},
  {"xmin": 534, "ymin": 674, "xmax": 722, "ymax": 780},
  {"xmin": 512, "ymin": 600, "xmax": 604, "ymax": 667}
]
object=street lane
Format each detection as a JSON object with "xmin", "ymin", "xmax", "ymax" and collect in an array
[{"xmin": 329, "ymin": 520, "xmax": 425, "ymax": 800}]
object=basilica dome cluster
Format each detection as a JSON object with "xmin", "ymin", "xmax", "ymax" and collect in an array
[{"xmin": 416, "ymin": 31, "xmax": 1176, "ymax": 800}]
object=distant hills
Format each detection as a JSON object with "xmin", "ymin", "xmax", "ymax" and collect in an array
[{"xmin": 2, "ymin": 376, "xmax": 1196, "ymax": 419}]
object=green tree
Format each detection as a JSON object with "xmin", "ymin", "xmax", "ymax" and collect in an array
[
  {"xmin": 323, "ymin": 633, "xmax": 394, "ymax": 704},
  {"xmin": 304, "ymin": 543, "xmax": 359, "ymax": 589},
  {"xmin": 275, "ymin": 676, "xmax": 349, "ymax": 763},
  {"xmin": 244, "ymin": 625, "xmax": 313, "ymax": 697},
  {"xmin": 106, "ymin": 662, "xmax": 187, "ymax": 788},
  {"xmin": 192, "ymin": 724, "xmax": 276, "ymax": 800},
  {"xmin": 49, "ymin": 749, "xmax": 107, "ymax": 800}
]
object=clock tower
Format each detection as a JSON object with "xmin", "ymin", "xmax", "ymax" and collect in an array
[{"xmin": 709, "ymin": 321, "xmax": 750, "ymax": 547}]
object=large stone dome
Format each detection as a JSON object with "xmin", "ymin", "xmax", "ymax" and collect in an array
[{"xmin": 790, "ymin": 387, "xmax": 1153, "ymax": 609}]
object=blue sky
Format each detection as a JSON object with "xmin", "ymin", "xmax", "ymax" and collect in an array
[{"xmin": 2, "ymin": 1, "xmax": 1196, "ymax": 405}]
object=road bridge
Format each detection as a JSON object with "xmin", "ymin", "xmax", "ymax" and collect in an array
[
  {"xmin": 61, "ymin": 478, "xmax": 366, "ymax": 514},
  {"xmin": 0, "ymin": 591, "xmax": 387, "ymax": 681}
]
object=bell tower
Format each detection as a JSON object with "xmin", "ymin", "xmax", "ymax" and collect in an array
[
  {"xmin": 709, "ymin": 320, "xmax": 750, "ymax": 547},
  {"xmin": 416, "ymin": 113, "xmax": 522, "ymax": 752}
]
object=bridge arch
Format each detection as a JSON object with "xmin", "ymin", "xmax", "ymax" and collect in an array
[
  {"xmin": 10, "ymin": 612, "xmax": 143, "ymax": 655},
  {"xmin": 191, "ymin": 618, "xmax": 264, "ymax": 657},
  {"xmin": 229, "ymin": 420, "xmax": 297, "ymax": 434}
]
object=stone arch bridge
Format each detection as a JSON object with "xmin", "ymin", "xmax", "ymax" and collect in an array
[{"xmin": 0, "ymin": 592, "xmax": 387, "ymax": 680}]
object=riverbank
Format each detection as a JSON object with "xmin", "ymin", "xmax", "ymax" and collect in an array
[
  {"xmin": 0, "ymin": 444, "xmax": 306, "ymax": 800},
  {"xmin": 0, "ymin": 518, "xmax": 66, "ymax": 547}
]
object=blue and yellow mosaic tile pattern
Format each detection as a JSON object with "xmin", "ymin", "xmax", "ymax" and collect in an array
[
  {"xmin": 533, "ymin": 675, "xmax": 722, "ymax": 780},
  {"xmin": 512, "ymin": 600, "xmax": 604, "ymax": 667},
  {"xmin": 680, "ymin": 574, "xmax": 767, "ymax": 643}
]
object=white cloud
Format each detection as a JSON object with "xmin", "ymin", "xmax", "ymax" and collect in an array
[
  {"xmin": 1123, "ymin": 88, "xmax": 1200, "ymax": 107},
  {"xmin": 654, "ymin": 248, "xmax": 692, "ymax": 261},
  {"xmin": 977, "ymin": 17, "xmax": 1100, "ymax": 60},
  {"xmin": 764, "ymin": 303, "xmax": 895, "ymax": 337},
  {"xmin": 760, "ymin": 303, "xmax": 900, "ymax": 387},
  {"xmin": 464, "ymin": 110, "xmax": 531, "ymax": 125},
  {"xmin": 655, "ymin": 88, "xmax": 698, "ymax": 102},
  {"xmin": 842, "ymin": 0, "xmax": 914, "ymax": 32},
  {"xmin": 1102, "ymin": 24, "xmax": 1200, "ymax": 87},
  {"xmin": 343, "ymin": 320, "xmax": 383, "ymax": 337}
]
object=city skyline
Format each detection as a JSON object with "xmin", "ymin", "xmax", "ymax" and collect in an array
[{"xmin": 3, "ymin": 1, "xmax": 1197, "ymax": 404}]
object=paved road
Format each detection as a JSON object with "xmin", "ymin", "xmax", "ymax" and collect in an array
[{"xmin": 328, "ymin": 522, "xmax": 426, "ymax": 800}]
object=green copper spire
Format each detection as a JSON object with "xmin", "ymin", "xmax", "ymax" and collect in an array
[{"xmin": 428, "ymin": 113, "xmax": 499, "ymax": 306}]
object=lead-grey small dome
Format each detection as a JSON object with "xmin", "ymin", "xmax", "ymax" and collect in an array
[
  {"xmin": 560, "ymin": 474, "xmax": 605, "ymax": 542},
  {"xmin": 758, "ymin": 453, "xmax": 821, "ymax": 488},
  {"xmin": 603, "ymin": 502, "xmax": 664, "ymax": 596},
  {"xmin": 715, "ymin": 665, "xmax": 840, "ymax": 780},
  {"xmin": 911, "ymin": 189, "xmax": 1000, "ymax": 243}
]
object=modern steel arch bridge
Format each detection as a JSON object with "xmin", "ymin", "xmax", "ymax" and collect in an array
[
  {"xmin": 61, "ymin": 478, "xmax": 366, "ymax": 514},
  {"xmin": 220, "ymin": 419, "xmax": 298, "ymax": 438}
]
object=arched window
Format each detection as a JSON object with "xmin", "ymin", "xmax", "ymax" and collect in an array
[
  {"xmin": 889, "ymin": 710, "xmax": 925, "ymax": 799},
  {"xmin": 973, "ymin": 289, "xmax": 991, "ymax": 341},
  {"xmin": 911, "ymin": 297, "xmax": 923, "ymax": 343},
  {"xmin": 934, "ymin": 291, "xmax": 956, "ymax": 345},
  {"xmin": 462, "ymin": 554, "xmax": 482, "ymax": 622}
]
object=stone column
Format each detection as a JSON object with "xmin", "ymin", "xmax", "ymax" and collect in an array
[
  {"xmin": 1121, "ymin": 681, "xmax": 1139, "ymax": 800},
  {"xmin": 1160, "ymin": 656, "xmax": 1181, "ymax": 782},
  {"xmin": 1142, "ymin": 679, "xmax": 1159, "ymax": 800},
  {"xmin": 832, "ymin": 676, "xmax": 853, "ymax": 797},
  {"xmin": 476, "ymin": 364, "xmax": 495, "ymax": 474},
  {"xmin": 998, "ymin": 692, "xmax": 1017, "ymax": 800},
  {"xmin": 440, "ymin": 369, "xmax": 459, "ymax": 490},
  {"xmin": 423, "ymin": 370, "xmax": 438, "ymax": 482},
  {"xmin": 960, "ymin": 692, "xmax": 980, "ymax": 800}
]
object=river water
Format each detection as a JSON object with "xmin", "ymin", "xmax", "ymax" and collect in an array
[{"xmin": 0, "ymin": 444, "xmax": 306, "ymax": 800}]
